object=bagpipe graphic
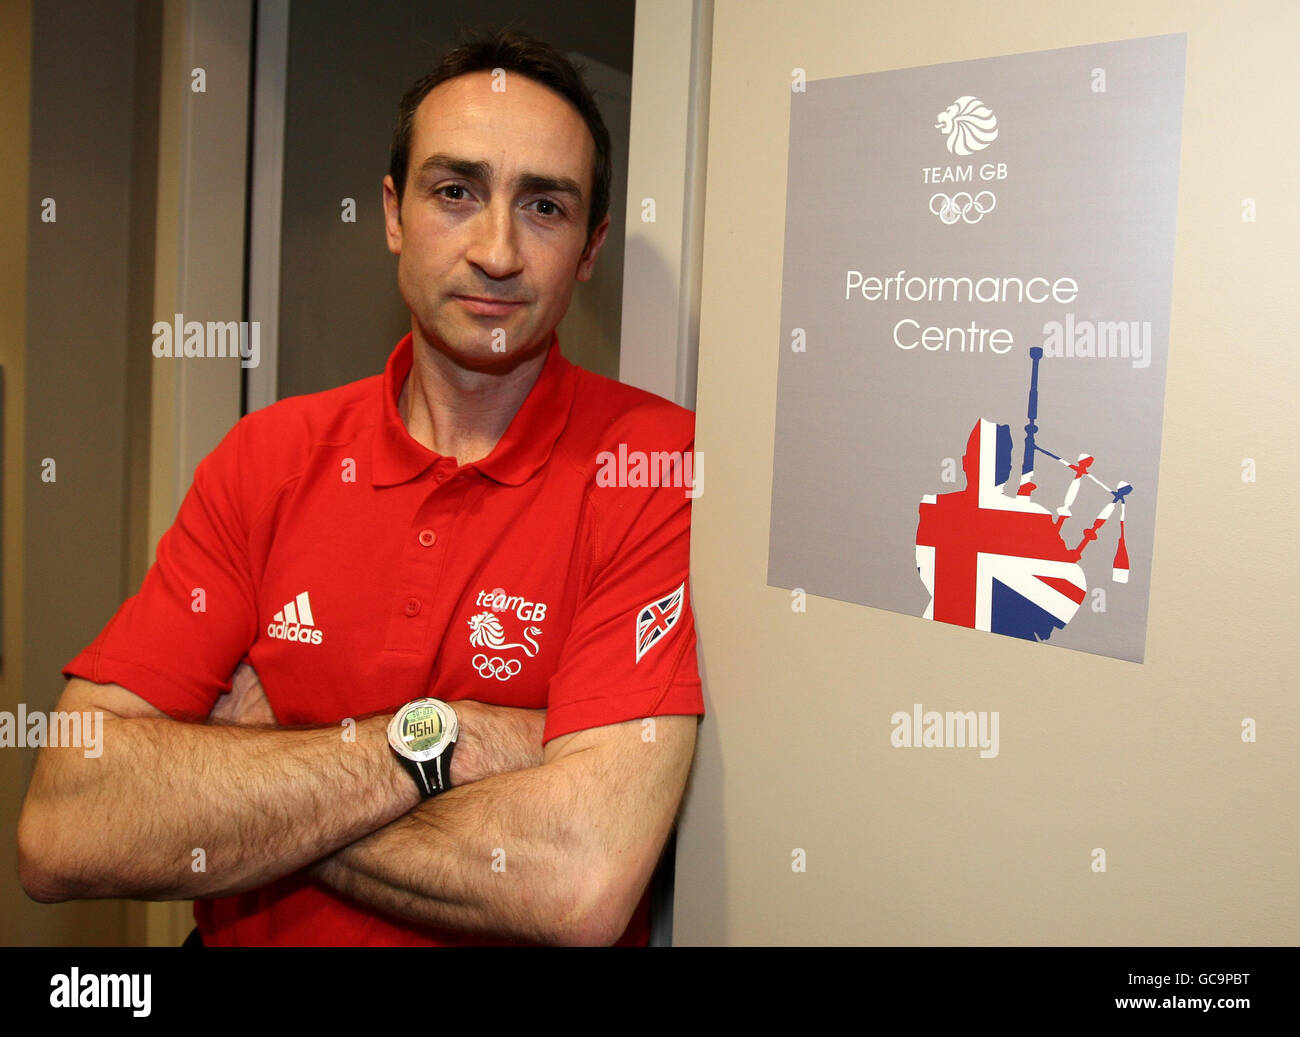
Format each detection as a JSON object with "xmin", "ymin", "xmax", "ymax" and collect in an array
[{"xmin": 915, "ymin": 347, "xmax": 1132, "ymax": 643}]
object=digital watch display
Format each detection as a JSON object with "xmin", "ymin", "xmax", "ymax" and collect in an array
[{"xmin": 387, "ymin": 698, "xmax": 459, "ymax": 797}]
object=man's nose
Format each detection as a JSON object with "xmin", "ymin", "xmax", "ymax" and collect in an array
[{"xmin": 465, "ymin": 199, "xmax": 522, "ymax": 280}]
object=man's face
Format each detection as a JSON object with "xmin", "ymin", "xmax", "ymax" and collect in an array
[{"xmin": 383, "ymin": 71, "xmax": 608, "ymax": 369}]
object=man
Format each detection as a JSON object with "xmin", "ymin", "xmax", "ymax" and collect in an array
[{"xmin": 17, "ymin": 29, "xmax": 703, "ymax": 947}]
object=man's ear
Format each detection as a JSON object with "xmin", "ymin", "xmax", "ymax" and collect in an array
[
  {"xmin": 382, "ymin": 174, "xmax": 403, "ymax": 255},
  {"xmin": 575, "ymin": 214, "xmax": 611, "ymax": 282}
]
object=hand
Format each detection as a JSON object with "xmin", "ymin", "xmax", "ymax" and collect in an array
[
  {"xmin": 447, "ymin": 699, "xmax": 546, "ymax": 786},
  {"xmin": 210, "ymin": 661, "xmax": 278, "ymax": 726}
]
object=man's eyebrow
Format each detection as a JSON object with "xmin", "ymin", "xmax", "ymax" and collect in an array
[
  {"xmin": 515, "ymin": 173, "xmax": 584, "ymax": 205},
  {"xmin": 417, "ymin": 153, "xmax": 492, "ymax": 183},
  {"xmin": 416, "ymin": 153, "xmax": 584, "ymax": 204}
]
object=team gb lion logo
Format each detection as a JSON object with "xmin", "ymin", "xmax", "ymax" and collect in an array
[
  {"xmin": 935, "ymin": 96, "xmax": 999, "ymax": 156},
  {"xmin": 467, "ymin": 611, "xmax": 542, "ymax": 657}
]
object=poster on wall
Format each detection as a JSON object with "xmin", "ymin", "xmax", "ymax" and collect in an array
[{"xmin": 766, "ymin": 34, "xmax": 1185, "ymax": 663}]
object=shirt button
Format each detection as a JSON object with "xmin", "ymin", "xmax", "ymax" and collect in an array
[
  {"xmin": 404, "ymin": 598, "xmax": 421, "ymax": 617},
  {"xmin": 418, "ymin": 529, "xmax": 437, "ymax": 547}
]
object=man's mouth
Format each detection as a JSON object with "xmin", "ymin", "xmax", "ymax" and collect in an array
[{"xmin": 453, "ymin": 295, "xmax": 526, "ymax": 318}]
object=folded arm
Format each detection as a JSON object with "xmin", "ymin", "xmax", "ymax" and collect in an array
[
  {"xmin": 15, "ymin": 669, "xmax": 540, "ymax": 904},
  {"xmin": 310, "ymin": 713, "xmax": 697, "ymax": 946}
]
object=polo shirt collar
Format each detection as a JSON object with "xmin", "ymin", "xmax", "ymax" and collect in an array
[{"xmin": 371, "ymin": 330, "xmax": 577, "ymax": 488}]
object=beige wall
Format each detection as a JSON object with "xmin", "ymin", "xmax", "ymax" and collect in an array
[
  {"xmin": 618, "ymin": 0, "xmax": 711, "ymax": 406},
  {"xmin": 3, "ymin": 0, "xmax": 148, "ymax": 947},
  {"xmin": 676, "ymin": 0, "xmax": 1299, "ymax": 944},
  {"xmin": 2, "ymin": 0, "xmax": 248, "ymax": 947},
  {"xmin": 0, "ymin": 0, "xmax": 34, "ymax": 948}
]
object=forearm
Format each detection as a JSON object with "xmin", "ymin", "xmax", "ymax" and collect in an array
[
  {"xmin": 311, "ymin": 719, "xmax": 694, "ymax": 946},
  {"xmin": 310, "ymin": 698, "xmax": 569, "ymax": 941},
  {"xmin": 19, "ymin": 713, "xmax": 416, "ymax": 902},
  {"xmin": 313, "ymin": 757, "xmax": 602, "ymax": 946}
]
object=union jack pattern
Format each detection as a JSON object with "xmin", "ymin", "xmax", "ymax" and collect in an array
[
  {"xmin": 915, "ymin": 349, "xmax": 1132, "ymax": 644},
  {"xmin": 636, "ymin": 583, "xmax": 685, "ymax": 663}
]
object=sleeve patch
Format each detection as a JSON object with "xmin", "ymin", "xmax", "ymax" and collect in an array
[{"xmin": 635, "ymin": 583, "xmax": 685, "ymax": 663}]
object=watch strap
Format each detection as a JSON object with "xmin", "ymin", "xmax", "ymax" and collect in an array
[{"xmin": 402, "ymin": 739, "xmax": 455, "ymax": 797}]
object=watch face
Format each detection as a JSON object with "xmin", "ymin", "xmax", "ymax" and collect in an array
[
  {"xmin": 389, "ymin": 699, "xmax": 457, "ymax": 763},
  {"xmin": 399, "ymin": 703, "xmax": 444, "ymax": 756}
]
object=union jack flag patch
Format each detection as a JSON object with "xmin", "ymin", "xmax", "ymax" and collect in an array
[{"xmin": 635, "ymin": 583, "xmax": 685, "ymax": 663}]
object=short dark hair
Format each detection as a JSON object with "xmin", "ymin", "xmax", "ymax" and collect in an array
[{"xmin": 389, "ymin": 28, "xmax": 612, "ymax": 241}]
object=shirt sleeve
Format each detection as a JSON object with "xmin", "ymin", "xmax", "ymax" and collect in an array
[
  {"xmin": 61, "ymin": 419, "xmax": 260, "ymax": 721},
  {"xmin": 542, "ymin": 432, "xmax": 704, "ymax": 744}
]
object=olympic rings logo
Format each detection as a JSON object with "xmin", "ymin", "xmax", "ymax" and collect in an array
[
  {"xmin": 472, "ymin": 653, "xmax": 522, "ymax": 681},
  {"xmin": 929, "ymin": 191, "xmax": 996, "ymax": 225}
]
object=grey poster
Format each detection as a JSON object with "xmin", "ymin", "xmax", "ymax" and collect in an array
[{"xmin": 767, "ymin": 34, "xmax": 1185, "ymax": 663}]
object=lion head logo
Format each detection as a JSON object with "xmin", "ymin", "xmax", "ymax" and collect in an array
[
  {"xmin": 935, "ymin": 96, "xmax": 998, "ymax": 156},
  {"xmin": 467, "ymin": 611, "xmax": 542, "ymax": 657},
  {"xmin": 467, "ymin": 611, "xmax": 507, "ymax": 646}
]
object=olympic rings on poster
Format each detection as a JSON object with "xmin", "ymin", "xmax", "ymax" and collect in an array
[{"xmin": 929, "ymin": 191, "xmax": 996, "ymax": 224}]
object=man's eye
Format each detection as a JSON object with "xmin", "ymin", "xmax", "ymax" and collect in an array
[
  {"xmin": 437, "ymin": 184, "xmax": 468, "ymax": 200},
  {"xmin": 530, "ymin": 199, "xmax": 562, "ymax": 217}
]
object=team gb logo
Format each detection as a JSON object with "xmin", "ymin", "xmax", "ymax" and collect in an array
[
  {"xmin": 935, "ymin": 96, "xmax": 998, "ymax": 156},
  {"xmin": 467, "ymin": 608, "xmax": 543, "ymax": 682}
]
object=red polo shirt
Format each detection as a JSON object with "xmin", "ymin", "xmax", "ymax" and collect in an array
[{"xmin": 62, "ymin": 331, "xmax": 704, "ymax": 946}]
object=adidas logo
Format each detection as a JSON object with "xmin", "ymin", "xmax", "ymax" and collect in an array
[{"xmin": 267, "ymin": 591, "xmax": 323, "ymax": 645}]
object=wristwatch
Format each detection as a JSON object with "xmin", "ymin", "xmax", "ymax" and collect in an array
[{"xmin": 387, "ymin": 698, "xmax": 459, "ymax": 797}]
